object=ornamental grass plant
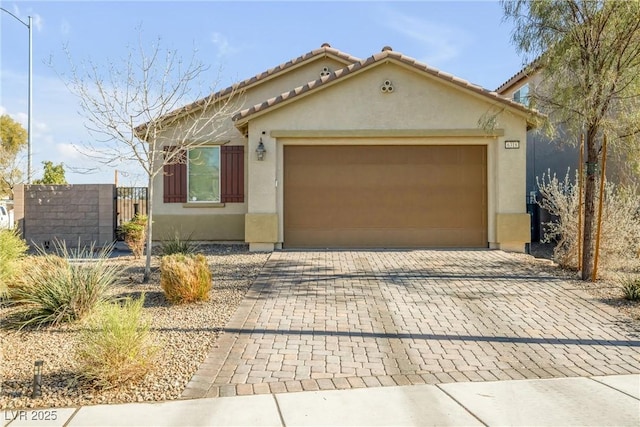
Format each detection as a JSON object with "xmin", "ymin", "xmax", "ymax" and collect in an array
[
  {"xmin": 159, "ymin": 232, "xmax": 199, "ymax": 256},
  {"xmin": 160, "ymin": 253, "xmax": 211, "ymax": 304},
  {"xmin": 620, "ymin": 275, "xmax": 640, "ymax": 301},
  {"xmin": 76, "ymin": 295, "xmax": 157, "ymax": 389},
  {"xmin": 9, "ymin": 242, "xmax": 118, "ymax": 329},
  {"xmin": 0, "ymin": 228, "xmax": 28, "ymax": 299}
]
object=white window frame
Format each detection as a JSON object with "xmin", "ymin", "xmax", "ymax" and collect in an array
[{"xmin": 513, "ymin": 83, "xmax": 530, "ymax": 106}]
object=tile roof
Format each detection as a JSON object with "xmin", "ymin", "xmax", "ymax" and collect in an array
[
  {"xmin": 233, "ymin": 48, "xmax": 543, "ymax": 126},
  {"xmin": 495, "ymin": 55, "xmax": 543, "ymax": 94},
  {"xmin": 220, "ymin": 43, "xmax": 360, "ymax": 96},
  {"xmin": 135, "ymin": 44, "xmax": 360, "ymax": 136}
]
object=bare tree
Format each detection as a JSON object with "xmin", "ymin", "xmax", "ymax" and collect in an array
[{"xmin": 60, "ymin": 33, "xmax": 242, "ymax": 281}]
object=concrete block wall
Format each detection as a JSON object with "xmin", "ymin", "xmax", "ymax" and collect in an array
[{"xmin": 14, "ymin": 184, "xmax": 115, "ymax": 249}]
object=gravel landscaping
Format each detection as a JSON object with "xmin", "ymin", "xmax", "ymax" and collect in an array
[
  {"xmin": 0, "ymin": 244, "xmax": 270, "ymax": 410},
  {"xmin": 529, "ymin": 243, "xmax": 640, "ymax": 322},
  {"xmin": 1, "ymin": 242, "xmax": 637, "ymax": 411}
]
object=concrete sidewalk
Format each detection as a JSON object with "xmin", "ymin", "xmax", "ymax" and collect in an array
[{"xmin": 3, "ymin": 374, "xmax": 639, "ymax": 426}]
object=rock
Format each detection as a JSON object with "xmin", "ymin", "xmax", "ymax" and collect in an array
[{"xmin": 0, "ymin": 244, "xmax": 269, "ymax": 409}]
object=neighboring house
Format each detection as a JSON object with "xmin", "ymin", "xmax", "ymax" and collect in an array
[
  {"xmin": 496, "ymin": 64, "xmax": 632, "ymax": 198},
  {"xmin": 496, "ymin": 63, "xmax": 634, "ymax": 241},
  {"xmin": 496, "ymin": 66, "xmax": 579, "ymax": 199},
  {"xmin": 150, "ymin": 44, "xmax": 539, "ymax": 252}
]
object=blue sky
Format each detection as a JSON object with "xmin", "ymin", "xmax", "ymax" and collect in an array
[{"xmin": 1, "ymin": 0, "xmax": 525, "ymax": 185}]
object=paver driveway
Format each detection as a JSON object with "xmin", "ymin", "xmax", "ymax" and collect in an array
[{"xmin": 183, "ymin": 250, "xmax": 640, "ymax": 398}]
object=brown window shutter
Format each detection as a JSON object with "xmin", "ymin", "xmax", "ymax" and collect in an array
[
  {"xmin": 220, "ymin": 145, "xmax": 244, "ymax": 203},
  {"xmin": 163, "ymin": 146, "xmax": 187, "ymax": 203}
]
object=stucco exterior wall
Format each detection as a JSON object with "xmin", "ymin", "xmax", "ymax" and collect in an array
[
  {"xmin": 151, "ymin": 56, "xmax": 351, "ymax": 241},
  {"xmin": 242, "ymin": 57, "xmax": 351, "ymax": 112},
  {"xmin": 499, "ymin": 72, "xmax": 541, "ymax": 101},
  {"xmin": 245, "ymin": 62, "xmax": 530, "ymax": 251},
  {"xmin": 153, "ymin": 214, "xmax": 244, "ymax": 241}
]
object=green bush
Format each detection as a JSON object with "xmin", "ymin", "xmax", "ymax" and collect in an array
[
  {"xmin": 121, "ymin": 214, "xmax": 148, "ymax": 259},
  {"xmin": 9, "ymin": 242, "xmax": 118, "ymax": 329},
  {"xmin": 160, "ymin": 232, "xmax": 199, "ymax": 256},
  {"xmin": 620, "ymin": 276, "xmax": 640, "ymax": 301},
  {"xmin": 0, "ymin": 228, "xmax": 29, "ymax": 298},
  {"xmin": 160, "ymin": 254, "xmax": 211, "ymax": 304},
  {"xmin": 76, "ymin": 295, "xmax": 157, "ymax": 389}
]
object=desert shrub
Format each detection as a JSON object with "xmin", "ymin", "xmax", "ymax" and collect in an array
[
  {"xmin": 76, "ymin": 295, "xmax": 157, "ymax": 389},
  {"xmin": 538, "ymin": 170, "xmax": 640, "ymax": 272},
  {"xmin": 121, "ymin": 214, "xmax": 147, "ymax": 259},
  {"xmin": 537, "ymin": 171, "xmax": 581, "ymax": 269},
  {"xmin": 160, "ymin": 254, "xmax": 211, "ymax": 303},
  {"xmin": 0, "ymin": 228, "xmax": 29, "ymax": 298},
  {"xmin": 620, "ymin": 276, "xmax": 640, "ymax": 301},
  {"xmin": 160, "ymin": 232, "xmax": 199, "ymax": 256},
  {"xmin": 9, "ymin": 242, "xmax": 118, "ymax": 329},
  {"xmin": 12, "ymin": 254, "xmax": 68, "ymax": 296}
]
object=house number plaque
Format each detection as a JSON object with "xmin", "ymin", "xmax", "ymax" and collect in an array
[{"xmin": 505, "ymin": 140, "xmax": 520, "ymax": 149}]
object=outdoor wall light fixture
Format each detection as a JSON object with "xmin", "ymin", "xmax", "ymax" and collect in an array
[
  {"xmin": 256, "ymin": 138, "xmax": 266, "ymax": 161},
  {"xmin": 32, "ymin": 360, "xmax": 43, "ymax": 398}
]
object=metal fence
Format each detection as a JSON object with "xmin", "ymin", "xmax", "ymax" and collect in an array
[{"xmin": 115, "ymin": 187, "xmax": 148, "ymax": 240}]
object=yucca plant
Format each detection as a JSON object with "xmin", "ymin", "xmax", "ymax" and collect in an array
[
  {"xmin": 0, "ymin": 228, "xmax": 29, "ymax": 299},
  {"xmin": 76, "ymin": 295, "xmax": 157, "ymax": 389},
  {"xmin": 160, "ymin": 254, "xmax": 211, "ymax": 303},
  {"xmin": 9, "ymin": 242, "xmax": 118, "ymax": 329},
  {"xmin": 620, "ymin": 276, "xmax": 640, "ymax": 301},
  {"xmin": 160, "ymin": 232, "xmax": 199, "ymax": 256}
]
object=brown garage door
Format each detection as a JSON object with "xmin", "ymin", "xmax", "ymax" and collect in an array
[{"xmin": 283, "ymin": 145, "xmax": 487, "ymax": 248}]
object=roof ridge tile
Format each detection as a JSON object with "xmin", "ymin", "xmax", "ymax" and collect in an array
[
  {"xmin": 137, "ymin": 44, "xmax": 360, "ymax": 133},
  {"xmin": 233, "ymin": 48, "xmax": 542, "ymax": 125}
]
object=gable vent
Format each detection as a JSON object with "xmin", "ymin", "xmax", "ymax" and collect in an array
[
  {"xmin": 320, "ymin": 66, "xmax": 331, "ymax": 77},
  {"xmin": 381, "ymin": 80, "xmax": 394, "ymax": 93}
]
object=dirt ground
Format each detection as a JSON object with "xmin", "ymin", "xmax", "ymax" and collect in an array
[{"xmin": 529, "ymin": 242, "xmax": 640, "ymax": 322}]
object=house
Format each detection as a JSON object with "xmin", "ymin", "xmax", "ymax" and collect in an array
[
  {"xmin": 496, "ymin": 63, "xmax": 633, "ymax": 199},
  {"xmin": 496, "ymin": 62, "xmax": 634, "ymax": 241},
  {"xmin": 151, "ymin": 44, "xmax": 539, "ymax": 252},
  {"xmin": 496, "ymin": 64, "xmax": 580, "ymax": 201}
]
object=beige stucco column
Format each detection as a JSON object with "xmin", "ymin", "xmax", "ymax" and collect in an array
[
  {"xmin": 492, "ymin": 134, "xmax": 531, "ymax": 252},
  {"xmin": 245, "ymin": 129, "xmax": 279, "ymax": 251}
]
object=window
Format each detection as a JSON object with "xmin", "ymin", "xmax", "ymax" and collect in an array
[
  {"xmin": 188, "ymin": 146, "xmax": 220, "ymax": 202},
  {"xmin": 163, "ymin": 145, "xmax": 244, "ymax": 204},
  {"xmin": 513, "ymin": 83, "xmax": 530, "ymax": 106}
]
